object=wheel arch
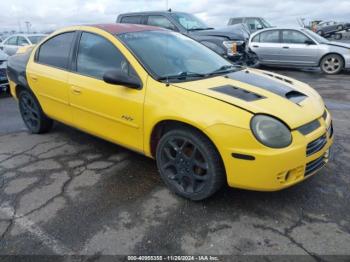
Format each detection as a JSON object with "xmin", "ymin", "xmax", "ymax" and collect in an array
[
  {"xmin": 319, "ymin": 52, "xmax": 345, "ymax": 67},
  {"xmin": 149, "ymin": 119, "xmax": 222, "ymax": 161}
]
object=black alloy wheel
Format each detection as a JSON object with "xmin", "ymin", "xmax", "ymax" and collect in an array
[
  {"xmin": 18, "ymin": 89, "xmax": 53, "ymax": 134},
  {"xmin": 156, "ymin": 128, "xmax": 225, "ymax": 200}
]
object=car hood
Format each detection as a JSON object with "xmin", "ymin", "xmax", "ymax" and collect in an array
[
  {"xmin": 190, "ymin": 25, "xmax": 248, "ymax": 40},
  {"xmin": 171, "ymin": 68, "xmax": 325, "ymax": 129},
  {"xmin": 326, "ymin": 41, "xmax": 350, "ymax": 49}
]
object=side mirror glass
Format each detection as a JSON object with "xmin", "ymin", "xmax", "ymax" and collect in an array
[
  {"xmin": 103, "ymin": 69, "xmax": 141, "ymax": 89},
  {"xmin": 305, "ymin": 39, "xmax": 315, "ymax": 45}
]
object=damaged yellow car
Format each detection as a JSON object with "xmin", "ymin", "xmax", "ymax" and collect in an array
[{"xmin": 7, "ymin": 24, "xmax": 333, "ymax": 200}]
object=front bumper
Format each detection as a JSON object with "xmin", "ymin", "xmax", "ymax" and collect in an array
[{"xmin": 206, "ymin": 110, "xmax": 334, "ymax": 191}]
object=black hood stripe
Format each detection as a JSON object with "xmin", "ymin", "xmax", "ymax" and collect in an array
[{"xmin": 227, "ymin": 70, "xmax": 307, "ymax": 103}]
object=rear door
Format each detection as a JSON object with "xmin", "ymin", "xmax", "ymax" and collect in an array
[
  {"xmin": 26, "ymin": 31, "xmax": 76, "ymax": 124},
  {"xmin": 250, "ymin": 30, "xmax": 282, "ymax": 63},
  {"xmin": 279, "ymin": 30, "xmax": 320, "ymax": 66}
]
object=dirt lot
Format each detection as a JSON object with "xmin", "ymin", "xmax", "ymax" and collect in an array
[{"xmin": 0, "ymin": 68, "xmax": 350, "ymax": 260}]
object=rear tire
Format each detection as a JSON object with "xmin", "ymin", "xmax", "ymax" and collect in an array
[
  {"xmin": 320, "ymin": 54, "xmax": 344, "ymax": 75},
  {"xmin": 156, "ymin": 127, "xmax": 225, "ymax": 200},
  {"xmin": 18, "ymin": 89, "xmax": 53, "ymax": 134}
]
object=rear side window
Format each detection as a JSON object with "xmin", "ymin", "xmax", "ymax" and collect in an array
[
  {"xmin": 121, "ymin": 16, "xmax": 142, "ymax": 24},
  {"xmin": 147, "ymin": 15, "xmax": 176, "ymax": 30},
  {"xmin": 259, "ymin": 30, "xmax": 280, "ymax": 43},
  {"xmin": 37, "ymin": 32, "xmax": 75, "ymax": 69},
  {"xmin": 76, "ymin": 32, "xmax": 135, "ymax": 80}
]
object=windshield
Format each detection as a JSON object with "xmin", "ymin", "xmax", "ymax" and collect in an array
[
  {"xmin": 118, "ymin": 31, "xmax": 238, "ymax": 81},
  {"xmin": 28, "ymin": 35, "xmax": 45, "ymax": 44},
  {"xmin": 171, "ymin": 13, "xmax": 211, "ymax": 30},
  {"xmin": 261, "ymin": 18, "xmax": 272, "ymax": 28},
  {"xmin": 302, "ymin": 29, "xmax": 329, "ymax": 43}
]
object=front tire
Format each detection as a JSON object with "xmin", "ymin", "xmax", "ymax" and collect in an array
[
  {"xmin": 18, "ymin": 89, "xmax": 53, "ymax": 134},
  {"xmin": 320, "ymin": 54, "xmax": 344, "ymax": 74},
  {"xmin": 156, "ymin": 127, "xmax": 225, "ymax": 200}
]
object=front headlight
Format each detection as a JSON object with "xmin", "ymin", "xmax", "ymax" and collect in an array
[
  {"xmin": 222, "ymin": 41, "xmax": 240, "ymax": 56},
  {"xmin": 251, "ymin": 115, "xmax": 292, "ymax": 148}
]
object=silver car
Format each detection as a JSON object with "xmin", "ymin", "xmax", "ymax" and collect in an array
[
  {"xmin": 248, "ymin": 27, "xmax": 350, "ymax": 74},
  {"xmin": 0, "ymin": 34, "xmax": 47, "ymax": 56},
  {"xmin": 0, "ymin": 49, "xmax": 8, "ymax": 93}
]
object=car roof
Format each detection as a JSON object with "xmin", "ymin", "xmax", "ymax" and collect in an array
[
  {"xmin": 90, "ymin": 23, "xmax": 166, "ymax": 34},
  {"xmin": 118, "ymin": 10, "xmax": 185, "ymax": 16},
  {"xmin": 249, "ymin": 27, "xmax": 308, "ymax": 37}
]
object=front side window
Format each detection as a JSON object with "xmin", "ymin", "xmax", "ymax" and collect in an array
[
  {"xmin": 17, "ymin": 37, "xmax": 29, "ymax": 46},
  {"xmin": 6, "ymin": 37, "xmax": 18, "ymax": 45},
  {"xmin": 121, "ymin": 16, "xmax": 142, "ymax": 24},
  {"xmin": 282, "ymin": 30, "xmax": 311, "ymax": 44},
  {"xmin": 37, "ymin": 32, "xmax": 75, "ymax": 69},
  {"xmin": 229, "ymin": 18, "xmax": 243, "ymax": 25},
  {"xmin": 170, "ymin": 13, "xmax": 210, "ymax": 31},
  {"xmin": 259, "ymin": 30, "xmax": 280, "ymax": 43},
  {"xmin": 118, "ymin": 31, "xmax": 235, "ymax": 80},
  {"xmin": 76, "ymin": 32, "xmax": 135, "ymax": 79},
  {"xmin": 245, "ymin": 18, "xmax": 262, "ymax": 31},
  {"xmin": 147, "ymin": 16, "xmax": 176, "ymax": 30}
]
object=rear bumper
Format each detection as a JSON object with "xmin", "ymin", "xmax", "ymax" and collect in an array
[{"xmin": 206, "ymin": 110, "xmax": 334, "ymax": 191}]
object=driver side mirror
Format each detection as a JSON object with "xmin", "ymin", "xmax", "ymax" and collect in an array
[
  {"xmin": 305, "ymin": 39, "xmax": 315, "ymax": 45},
  {"xmin": 256, "ymin": 25, "xmax": 263, "ymax": 30},
  {"xmin": 103, "ymin": 70, "xmax": 141, "ymax": 89}
]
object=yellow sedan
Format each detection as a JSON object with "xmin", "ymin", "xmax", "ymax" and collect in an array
[{"xmin": 7, "ymin": 24, "xmax": 333, "ymax": 200}]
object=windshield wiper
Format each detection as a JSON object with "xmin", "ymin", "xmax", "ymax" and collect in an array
[
  {"xmin": 207, "ymin": 65, "xmax": 242, "ymax": 76},
  {"xmin": 188, "ymin": 27, "xmax": 214, "ymax": 31},
  {"xmin": 157, "ymin": 71, "xmax": 207, "ymax": 81}
]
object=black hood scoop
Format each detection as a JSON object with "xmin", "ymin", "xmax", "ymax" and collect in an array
[
  {"xmin": 227, "ymin": 70, "xmax": 308, "ymax": 104},
  {"xmin": 211, "ymin": 85, "xmax": 265, "ymax": 101}
]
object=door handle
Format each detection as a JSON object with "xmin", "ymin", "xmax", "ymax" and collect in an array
[
  {"xmin": 282, "ymin": 46, "xmax": 290, "ymax": 49},
  {"xmin": 72, "ymin": 86, "xmax": 82, "ymax": 94},
  {"xmin": 252, "ymin": 45, "xmax": 259, "ymax": 48}
]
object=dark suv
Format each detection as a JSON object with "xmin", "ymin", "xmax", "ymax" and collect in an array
[{"xmin": 117, "ymin": 10, "xmax": 250, "ymax": 63}]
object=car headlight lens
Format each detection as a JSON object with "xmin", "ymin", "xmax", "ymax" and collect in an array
[
  {"xmin": 251, "ymin": 115, "xmax": 292, "ymax": 148},
  {"xmin": 223, "ymin": 41, "xmax": 238, "ymax": 56}
]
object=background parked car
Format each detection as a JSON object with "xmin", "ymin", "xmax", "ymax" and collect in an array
[
  {"xmin": 228, "ymin": 17, "xmax": 272, "ymax": 33},
  {"xmin": 248, "ymin": 27, "xmax": 350, "ymax": 74},
  {"xmin": 117, "ymin": 10, "xmax": 250, "ymax": 63},
  {"xmin": 315, "ymin": 21, "xmax": 350, "ymax": 36},
  {"xmin": 0, "ymin": 34, "xmax": 47, "ymax": 56},
  {"xmin": 0, "ymin": 49, "xmax": 9, "ymax": 94}
]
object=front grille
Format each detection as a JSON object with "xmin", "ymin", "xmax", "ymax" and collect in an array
[
  {"xmin": 306, "ymin": 134, "xmax": 327, "ymax": 156},
  {"xmin": 305, "ymin": 155, "xmax": 326, "ymax": 177}
]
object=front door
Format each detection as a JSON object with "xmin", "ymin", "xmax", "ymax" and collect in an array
[
  {"xmin": 68, "ymin": 32, "xmax": 145, "ymax": 152},
  {"xmin": 279, "ymin": 30, "xmax": 320, "ymax": 66}
]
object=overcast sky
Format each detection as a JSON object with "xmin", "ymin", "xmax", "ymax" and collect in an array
[{"xmin": 1, "ymin": 0, "xmax": 350, "ymax": 32}]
